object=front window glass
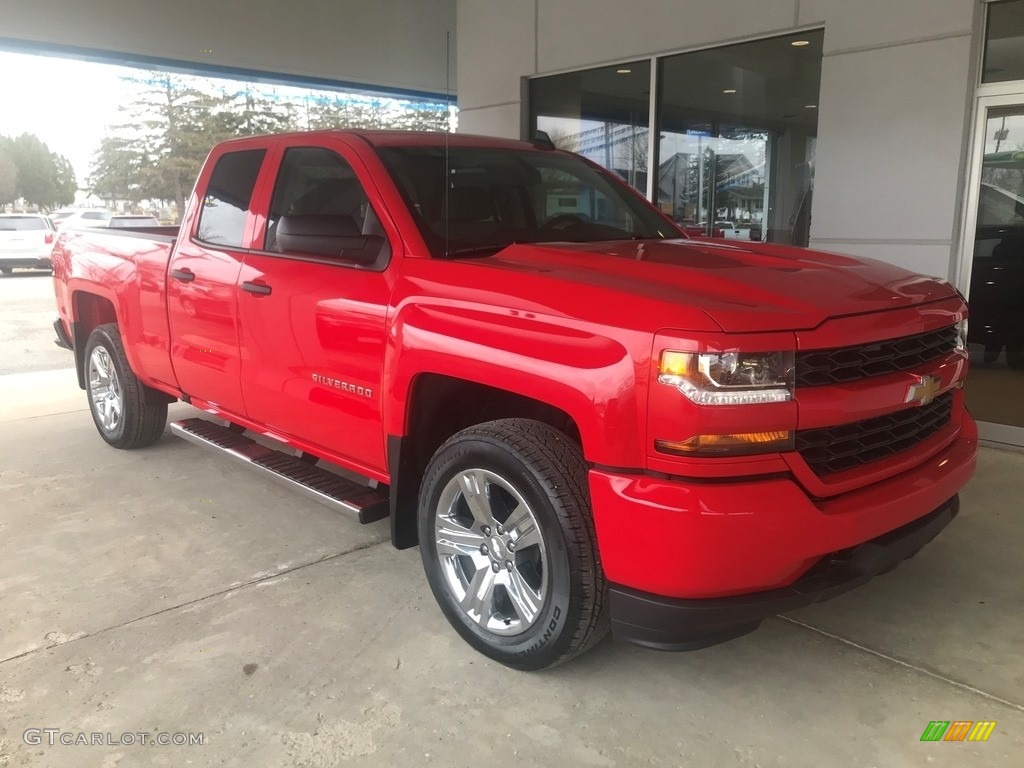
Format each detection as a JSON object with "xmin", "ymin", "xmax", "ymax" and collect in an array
[
  {"xmin": 261, "ymin": 146, "xmax": 389, "ymax": 265},
  {"xmin": 376, "ymin": 146, "xmax": 677, "ymax": 258}
]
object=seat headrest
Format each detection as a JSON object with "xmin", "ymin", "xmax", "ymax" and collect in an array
[{"xmin": 276, "ymin": 214, "xmax": 360, "ymax": 255}]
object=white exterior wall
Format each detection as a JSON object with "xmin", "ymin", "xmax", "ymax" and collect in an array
[
  {"xmin": 2, "ymin": 0, "xmax": 456, "ymax": 97},
  {"xmin": 457, "ymin": 0, "xmax": 981, "ymax": 280}
]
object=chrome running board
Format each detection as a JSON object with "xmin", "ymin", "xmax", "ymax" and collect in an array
[{"xmin": 169, "ymin": 418, "xmax": 389, "ymax": 524}]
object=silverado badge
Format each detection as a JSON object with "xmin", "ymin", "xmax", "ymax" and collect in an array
[{"xmin": 906, "ymin": 374, "xmax": 942, "ymax": 406}]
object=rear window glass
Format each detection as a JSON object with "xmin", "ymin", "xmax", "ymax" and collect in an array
[
  {"xmin": 0, "ymin": 217, "xmax": 46, "ymax": 231},
  {"xmin": 197, "ymin": 149, "xmax": 266, "ymax": 247},
  {"xmin": 82, "ymin": 211, "xmax": 112, "ymax": 221}
]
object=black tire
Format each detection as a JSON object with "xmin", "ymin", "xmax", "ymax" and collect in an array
[
  {"xmin": 84, "ymin": 323, "xmax": 168, "ymax": 449},
  {"xmin": 418, "ymin": 418, "xmax": 608, "ymax": 670}
]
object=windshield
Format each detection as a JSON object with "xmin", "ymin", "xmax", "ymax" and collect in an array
[{"xmin": 376, "ymin": 146, "xmax": 678, "ymax": 258}]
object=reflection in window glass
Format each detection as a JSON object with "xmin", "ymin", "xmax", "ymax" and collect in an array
[
  {"xmin": 196, "ymin": 149, "xmax": 266, "ymax": 247},
  {"xmin": 964, "ymin": 105, "xmax": 1024, "ymax": 428},
  {"xmin": 657, "ymin": 32, "xmax": 822, "ymax": 246},
  {"xmin": 529, "ymin": 61, "xmax": 651, "ymax": 193},
  {"xmin": 984, "ymin": 0, "xmax": 1024, "ymax": 84}
]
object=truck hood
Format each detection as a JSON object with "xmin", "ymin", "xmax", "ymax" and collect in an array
[{"xmin": 481, "ymin": 238, "xmax": 959, "ymax": 332}]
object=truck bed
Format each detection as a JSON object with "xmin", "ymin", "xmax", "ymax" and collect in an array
[{"xmin": 52, "ymin": 226, "xmax": 182, "ymax": 394}]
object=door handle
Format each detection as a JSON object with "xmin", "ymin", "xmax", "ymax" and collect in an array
[
  {"xmin": 241, "ymin": 281, "xmax": 272, "ymax": 296},
  {"xmin": 170, "ymin": 268, "xmax": 195, "ymax": 282}
]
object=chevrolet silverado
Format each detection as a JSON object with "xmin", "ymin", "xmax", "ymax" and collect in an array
[{"xmin": 51, "ymin": 130, "xmax": 977, "ymax": 670}]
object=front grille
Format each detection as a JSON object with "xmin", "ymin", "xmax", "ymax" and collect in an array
[
  {"xmin": 796, "ymin": 392, "xmax": 954, "ymax": 476},
  {"xmin": 796, "ymin": 325, "xmax": 959, "ymax": 387}
]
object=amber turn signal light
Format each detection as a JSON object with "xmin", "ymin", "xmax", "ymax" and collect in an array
[{"xmin": 655, "ymin": 431, "xmax": 794, "ymax": 457}]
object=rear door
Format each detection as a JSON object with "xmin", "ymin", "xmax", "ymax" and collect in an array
[
  {"xmin": 167, "ymin": 144, "xmax": 267, "ymax": 417},
  {"xmin": 236, "ymin": 140, "xmax": 397, "ymax": 475}
]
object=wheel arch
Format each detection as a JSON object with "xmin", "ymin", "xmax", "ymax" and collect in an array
[
  {"xmin": 387, "ymin": 373, "xmax": 585, "ymax": 549},
  {"xmin": 71, "ymin": 291, "xmax": 119, "ymax": 389}
]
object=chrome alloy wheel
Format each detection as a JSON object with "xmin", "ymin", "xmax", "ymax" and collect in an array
[
  {"xmin": 88, "ymin": 347, "xmax": 122, "ymax": 433},
  {"xmin": 434, "ymin": 468, "xmax": 549, "ymax": 636}
]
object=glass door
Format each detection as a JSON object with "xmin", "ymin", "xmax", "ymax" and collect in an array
[{"xmin": 960, "ymin": 96, "xmax": 1024, "ymax": 447}]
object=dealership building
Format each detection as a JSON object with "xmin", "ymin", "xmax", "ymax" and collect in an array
[{"xmin": 453, "ymin": 0, "xmax": 1024, "ymax": 450}]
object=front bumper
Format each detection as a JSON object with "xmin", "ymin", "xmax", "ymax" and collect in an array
[
  {"xmin": 589, "ymin": 408, "xmax": 977, "ymax": 650},
  {"xmin": 609, "ymin": 495, "xmax": 958, "ymax": 650}
]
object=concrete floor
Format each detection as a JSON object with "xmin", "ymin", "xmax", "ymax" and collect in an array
[{"xmin": 1, "ymin": 274, "xmax": 1023, "ymax": 767}]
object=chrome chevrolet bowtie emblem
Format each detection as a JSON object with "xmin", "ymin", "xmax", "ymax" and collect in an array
[{"xmin": 906, "ymin": 374, "xmax": 943, "ymax": 406}]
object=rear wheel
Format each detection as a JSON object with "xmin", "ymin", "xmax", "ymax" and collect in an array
[
  {"xmin": 418, "ymin": 419, "xmax": 608, "ymax": 670},
  {"xmin": 84, "ymin": 324, "xmax": 168, "ymax": 449}
]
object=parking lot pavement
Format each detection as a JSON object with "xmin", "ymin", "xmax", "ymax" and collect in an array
[
  {"xmin": 0, "ymin": 381, "xmax": 1022, "ymax": 767},
  {"xmin": 0, "ymin": 273, "xmax": 70, "ymax": 376}
]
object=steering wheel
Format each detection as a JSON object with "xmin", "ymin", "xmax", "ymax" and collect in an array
[{"xmin": 541, "ymin": 213, "xmax": 588, "ymax": 230}]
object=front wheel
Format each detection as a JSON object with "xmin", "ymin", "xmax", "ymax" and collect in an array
[
  {"xmin": 84, "ymin": 324, "xmax": 168, "ymax": 449},
  {"xmin": 418, "ymin": 419, "xmax": 608, "ymax": 670}
]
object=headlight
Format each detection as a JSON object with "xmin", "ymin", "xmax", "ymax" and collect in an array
[{"xmin": 658, "ymin": 350, "xmax": 794, "ymax": 405}]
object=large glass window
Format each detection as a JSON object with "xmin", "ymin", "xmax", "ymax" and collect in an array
[
  {"xmin": 657, "ymin": 32, "xmax": 822, "ymax": 246},
  {"xmin": 529, "ymin": 61, "xmax": 651, "ymax": 194},
  {"xmin": 527, "ymin": 33, "xmax": 822, "ymax": 247},
  {"xmin": 984, "ymin": 0, "xmax": 1024, "ymax": 83}
]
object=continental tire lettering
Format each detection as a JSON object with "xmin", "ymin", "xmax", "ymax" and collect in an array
[{"xmin": 520, "ymin": 605, "xmax": 562, "ymax": 655}]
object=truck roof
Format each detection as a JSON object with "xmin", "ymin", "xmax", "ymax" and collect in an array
[{"xmin": 215, "ymin": 129, "xmax": 544, "ymax": 152}]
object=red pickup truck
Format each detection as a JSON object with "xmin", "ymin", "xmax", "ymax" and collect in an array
[{"xmin": 51, "ymin": 130, "xmax": 977, "ymax": 670}]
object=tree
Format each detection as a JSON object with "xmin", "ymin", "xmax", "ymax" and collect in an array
[
  {"xmin": 10, "ymin": 133, "xmax": 58, "ymax": 207},
  {"xmin": 130, "ymin": 72, "xmax": 239, "ymax": 217},
  {"xmin": 89, "ymin": 135, "xmax": 149, "ymax": 204},
  {"xmin": 52, "ymin": 154, "xmax": 77, "ymax": 207},
  {"xmin": 305, "ymin": 94, "xmax": 449, "ymax": 132},
  {"xmin": 87, "ymin": 72, "xmax": 453, "ymax": 218},
  {"xmin": 0, "ymin": 138, "xmax": 16, "ymax": 205},
  {"xmin": 221, "ymin": 84, "xmax": 300, "ymax": 136}
]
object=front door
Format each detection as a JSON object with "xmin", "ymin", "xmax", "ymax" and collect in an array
[
  {"xmin": 960, "ymin": 96, "xmax": 1024, "ymax": 448},
  {"xmin": 237, "ymin": 143, "xmax": 394, "ymax": 476},
  {"xmin": 167, "ymin": 146, "xmax": 266, "ymax": 417}
]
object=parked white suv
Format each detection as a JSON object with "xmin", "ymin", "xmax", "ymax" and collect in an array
[{"xmin": 0, "ymin": 214, "xmax": 57, "ymax": 273}]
